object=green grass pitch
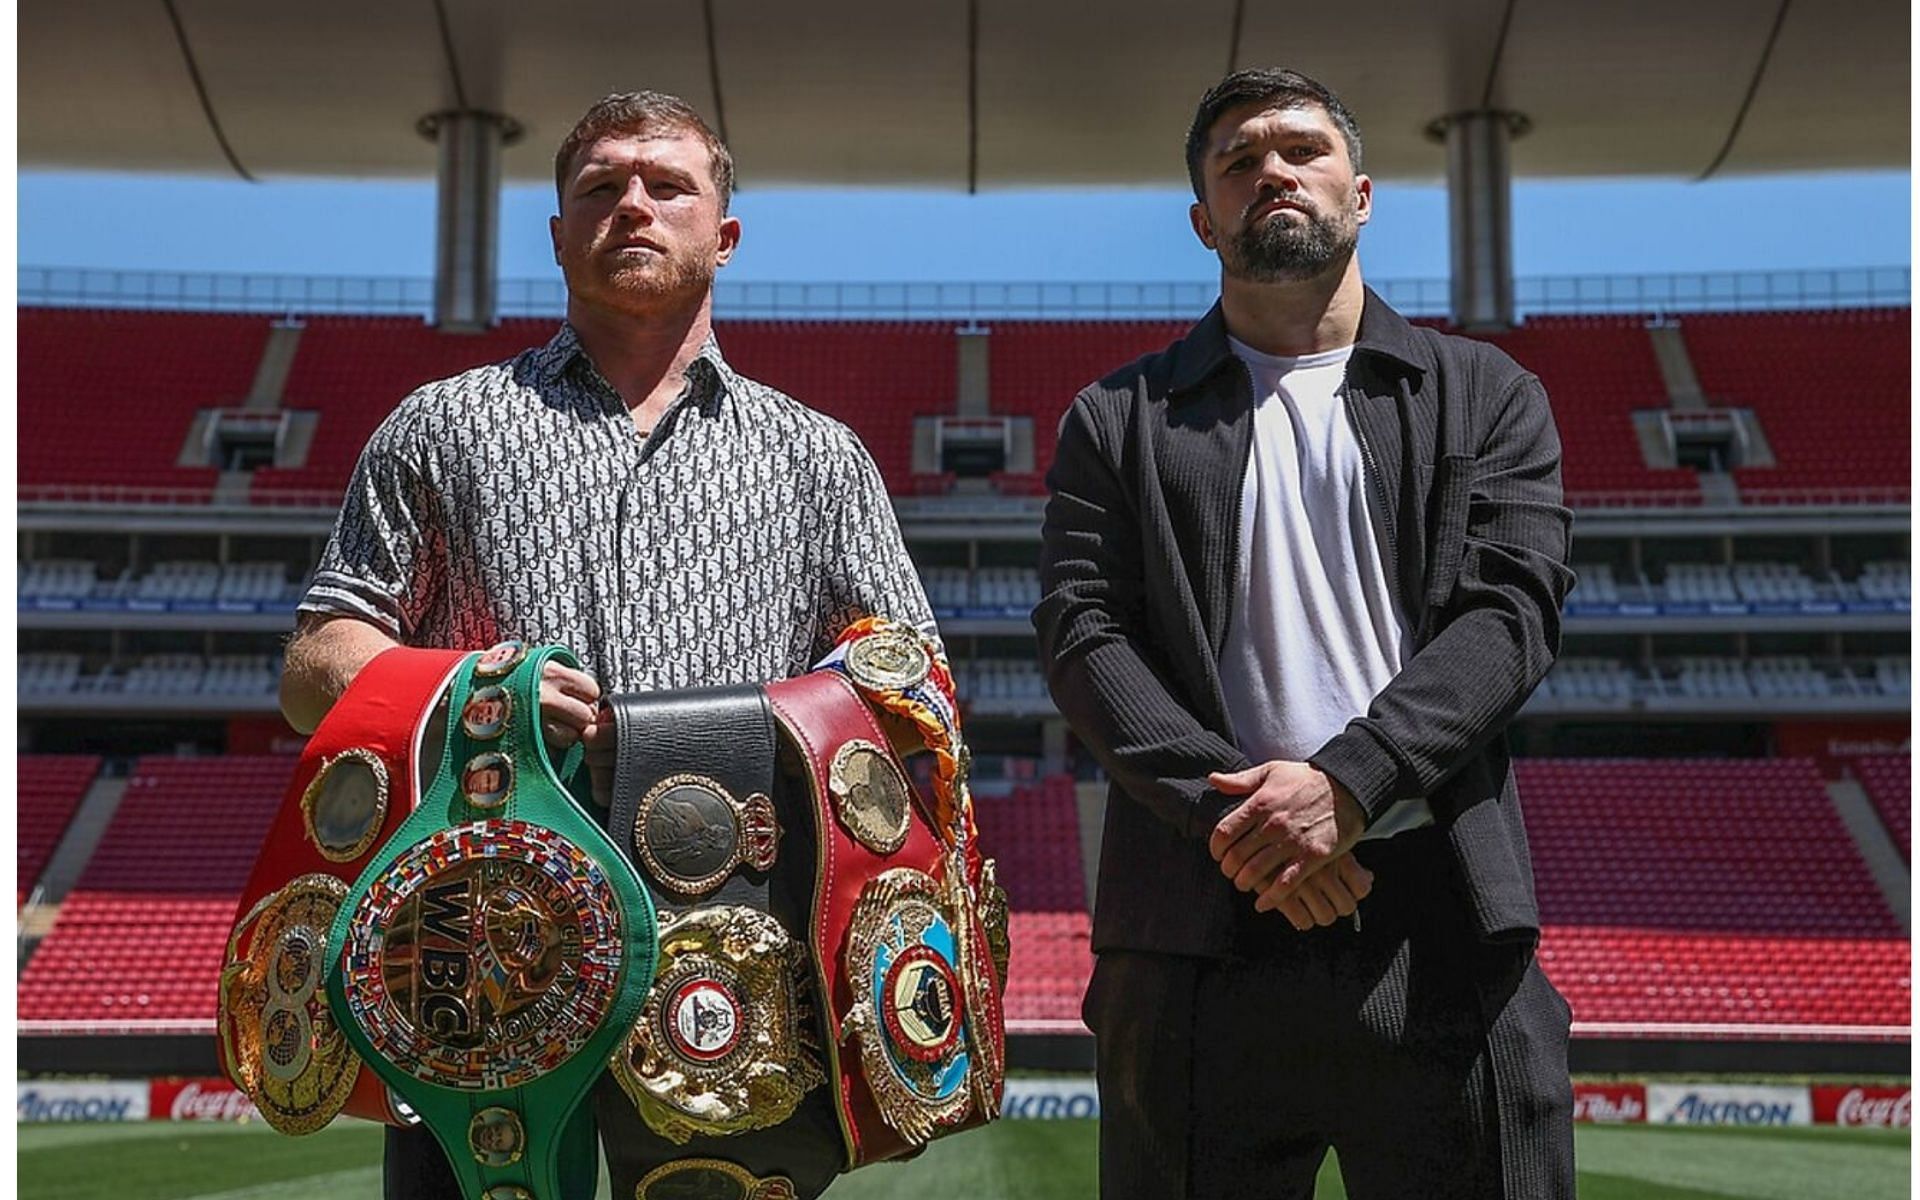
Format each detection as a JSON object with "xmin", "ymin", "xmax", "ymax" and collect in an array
[{"xmin": 15, "ymin": 1118, "xmax": 1911, "ymax": 1199}]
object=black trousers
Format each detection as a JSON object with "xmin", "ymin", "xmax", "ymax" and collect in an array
[{"xmin": 1084, "ymin": 830, "xmax": 1574, "ymax": 1200}]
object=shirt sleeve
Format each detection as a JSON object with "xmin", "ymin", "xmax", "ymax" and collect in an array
[
  {"xmin": 1308, "ymin": 373, "xmax": 1575, "ymax": 822},
  {"xmin": 812, "ymin": 425, "xmax": 941, "ymax": 660},
  {"xmin": 296, "ymin": 400, "xmax": 445, "ymax": 641}
]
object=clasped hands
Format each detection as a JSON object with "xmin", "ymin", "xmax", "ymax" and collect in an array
[{"xmin": 1208, "ymin": 760, "xmax": 1374, "ymax": 931}]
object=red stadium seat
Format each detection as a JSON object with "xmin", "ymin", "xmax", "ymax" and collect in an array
[
  {"xmin": 17, "ymin": 755, "xmax": 102, "ymax": 906},
  {"xmin": 1852, "ymin": 755, "xmax": 1911, "ymax": 863},
  {"xmin": 1681, "ymin": 309, "xmax": 1909, "ymax": 499},
  {"xmin": 16, "ymin": 755, "xmax": 292, "ymax": 1022},
  {"xmin": 1444, "ymin": 315, "xmax": 1704, "ymax": 503},
  {"xmin": 18, "ymin": 309, "xmax": 269, "ymax": 500},
  {"xmin": 1521, "ymin": 757, "xmax": 1909, "ymax": 1031}
]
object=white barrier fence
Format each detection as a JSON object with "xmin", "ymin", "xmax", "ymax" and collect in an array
[{"xmin": 15, "ymin": 1077, "xmax": 1912, "ymax": 1127}]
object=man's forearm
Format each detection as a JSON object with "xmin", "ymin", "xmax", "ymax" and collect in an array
[{"xmin": 279, "ymin": 614, "xmax": 402, "ymax": 734}]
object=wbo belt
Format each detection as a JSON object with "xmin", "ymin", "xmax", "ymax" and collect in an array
[
  {"xmin": 324, "ymin": 641, "xmax": 660, "ymax": 1200},
  {"xmin": 218, "ymin": 645, "xmax": 467, "ymax": 1133},
  {"xmin": 599, "ymin": 620, "xmax": 1007, "ymax": 1199}
]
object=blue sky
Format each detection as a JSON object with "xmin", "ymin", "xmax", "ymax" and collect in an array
[{"xmin": 16, "ymin": 169, "xmax": 1911, "ymax": 286}]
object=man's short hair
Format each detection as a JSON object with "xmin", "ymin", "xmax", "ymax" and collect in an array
[
  {"xmin": 1184, "ymin": 68, "xmax": 1364, "ymax": 201},
  {"xmin": 554, "ymin": 91, "xmax": 735, "ymax": 213}
]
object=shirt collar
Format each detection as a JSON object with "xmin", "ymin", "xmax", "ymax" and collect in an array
[
  {"xmin": 1169, "ymin": 284, "xmax": 1428, "ymax": 396},
  {"xmin": 530, "ymin": 322, "xmax": 738, "ymax": 417}
]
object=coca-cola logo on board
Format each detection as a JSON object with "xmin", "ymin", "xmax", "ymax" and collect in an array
[
  {"xmin": 163, "ymin": 1081, "xmax": 261, "ymax": 1122},
  {"xmin": 1832, "ymin": 1087, "xmax": 1911, "ymax": 1128}
]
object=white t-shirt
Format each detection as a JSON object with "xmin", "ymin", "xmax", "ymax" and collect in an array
[{"xmin": 1217, "ymin": 337, "xmax": 1432, "ymax": 839}]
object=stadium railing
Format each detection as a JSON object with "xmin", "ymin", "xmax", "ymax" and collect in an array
[{"xmin": 19, "ymin": 264, "xmax": 1911, "ymax": 321}]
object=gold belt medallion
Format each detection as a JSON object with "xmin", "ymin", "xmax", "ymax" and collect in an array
[
  {"xmin": 613, "ymin": 905, "xmax": 822, "ymax": 1143},
  {"xmin": 219, "ymin": 874, "xmax": 359, "ymax": 1134},
  {"xmin": 635, "ymin": 1158, "xmax": 799, "ymax": 1200},
  {"xmin": 842, "ymin": 868, "xmax": 975, "ymax": 1145},
  {"xmin": 828, "ymin": 741, "xmax": 913, "ymax": 855},
  {"xmin": 635, "ymin": 775, "xmax": 779, "ymax": 898}
]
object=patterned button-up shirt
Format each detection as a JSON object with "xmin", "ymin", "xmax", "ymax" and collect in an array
[{"xmin": 300, "ymin": 324, "xmax": 935, "ymax": 693}]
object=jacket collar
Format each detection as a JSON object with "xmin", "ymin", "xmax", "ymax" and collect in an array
[{"xmin": 1168, "ymin": 284, "xmax": 1428, "ymax": 396}]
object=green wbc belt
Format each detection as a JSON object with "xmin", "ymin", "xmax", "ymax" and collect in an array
[{"xmin": 325, "ymin": 641, "xmax": 660, "ymax": 1200}]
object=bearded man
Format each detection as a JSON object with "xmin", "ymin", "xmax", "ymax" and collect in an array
[
  {"xmin": 1034, "ymin": 68, "xmax": 1578, "ymax": 1198},
  {"xmin": 279, "ymin": 90, "xmax": 935, "ymax": 1198}
]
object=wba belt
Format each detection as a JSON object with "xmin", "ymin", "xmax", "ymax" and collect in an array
[
  {"xmin": 600, "ymin": 620, "xmax": 1008, "ymax": 1198},
  {"xmin": 322, "ymin": 641, "xmax": 660, "ymax": 1200},
  {"xmin": 218, "ymin": 645, "xmax": 467, "ymax": 1133}
]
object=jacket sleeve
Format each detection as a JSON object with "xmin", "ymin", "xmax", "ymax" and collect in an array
[
  {"xmin": 1034, "ymin": 394, "xmax": 1253, "ymax": 839},
  {"xmin": 1309, "ymin": 373, "xmax": 1575, "ymax": 821}
]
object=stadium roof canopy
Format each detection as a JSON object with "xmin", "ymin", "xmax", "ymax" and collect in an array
[{"xmin": 21, "ymin": 0, "xmax": 1910, "ymax": 188}]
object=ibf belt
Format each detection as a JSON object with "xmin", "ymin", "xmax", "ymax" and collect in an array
[
  {"xmin": 765, "ymin": 671, "xmax": 1005, "ymax": 1168},
  {"xmin": 604, "ymin": 687, "xmax": 835, "ymax": 1198},
  {"xmin": 324, "ymin": 642, "xmax": 659, "ymax": 1200},
  {"xmin": 218, "ymin": 645, "xmax": 467, "ymax": 1134}
]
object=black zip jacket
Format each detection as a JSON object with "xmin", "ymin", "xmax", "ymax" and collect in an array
[{"xmin": 1034, "ymin": 287, "xmax": 1576, "ymax": 958}]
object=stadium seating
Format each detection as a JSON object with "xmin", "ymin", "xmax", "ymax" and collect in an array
[
  {"xmin": 1851, "ymin": 755, "xmax": 1910, "ymax": 863},
  {"xmin": 1452, "ymin": 315, "xmax": 1701, "ymax": 501},
  {"xmin": 18, "ymin": 755, "xmax": 102, "ymax": 906},
  {"xmin": 17, "ymin": 756, "xmax": 292, "ymax": 1022},
  {"xmin": 19, "ymin": 306, "xmax": 1908, "ymax": 504},
  {"xmin": 1663, "ymin": 564, "xmax": 1740, "ymax": 604},
  {"xmin": 18, "ymin": 560, "xmax": 99, "ymax": 604},
  {"xmin": 1857, "ymin": 560, "xmax": 1910, "ymax": 604},
  {"xmin": 920, "ymin": 566, "xmax": 971, "ymax": 612},
  {"xmin": 133, "ymin": 561, "xmax": 220, "ymax": 607},
  {"xmin": 720, "ymin": 321, "xmax": 956, "ymax": 494},
  {"xmin": 924, "ymin": 566, "xmax": 1041, "ymax": 616},
  {"xmin": 985, "ymin": 321, "xmax": 1187, "ymax": 480},
  {"xmin": 18, "ymin": 309, "xmax": 270, "ymax": 499},
  {"xmin": 19, "ymin": 653, "xmax": 84, "ymax": 695},
  {"xmin": 250, "ymin": 316, "xmax": 553, "ymax": 499},
  {"xmin": 250, "ymin": 317, "xmax": 953, "ymax": 498},
  {"xmin": 1568, "ymin": 563, "xmax": 1623, "ymax": 605},
  {"xmin": 1536, "ymin": 658, "xmax": 1636, "ymax": 705},
  {"xmin": 955, "ymin": 659, "xmax": 1050, "ymax": 709},
  {"xmin": 1679, "ymin": 309, "xmax": 1909, "ymax": 497},
  {"xmin": 972, "ymin": 776, "xmax": 1092, "ymax": 1025},
  {"xmin": 1522, "ymin": 758, "xmax": 1909, "ymax": 1030},
  {"xmin": 1732, "ymin": 563, "xmax": 1818, "ymax": 605},
  {"xmin": 1871, "ymin": 657, "xmax": 1909, "ymax": 696}
]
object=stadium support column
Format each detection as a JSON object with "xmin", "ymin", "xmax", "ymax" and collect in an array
[
  {"xmin": 419, "ymin": 110, "xmax": 523, "ymax": 332},
  {"xmin": 1427, "ymin": 110, "xmax": 1529, "ymax": 332}
]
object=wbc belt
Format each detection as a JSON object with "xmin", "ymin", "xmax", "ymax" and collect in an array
[
  {"xmin": 324, "ymin": 642, "xmax": 659, "ymax": 1200},
  {"xmin": 218, "ymin": 645, "xmax": 467, "ymax": 1133}
]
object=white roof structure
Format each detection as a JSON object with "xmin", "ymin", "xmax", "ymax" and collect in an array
[{"xmin": 22, "ymin": 0, "xmax": 1910, "ymax": 187}]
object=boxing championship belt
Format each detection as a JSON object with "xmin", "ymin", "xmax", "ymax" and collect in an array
[
  {"xmin": 765, "ymin": 670, "xmax": 1006, "ymax": 1169},
  {"xmin": 324, "ymin": 641, "xmax": 660, "ymax": 1200},
  {"xmin": 218, "ymin": 645, "xmax": 467, "ymax": 1134},
  {"xmin": 603, "ymin": 685, "xmax": 837, "ymax": 1200}
]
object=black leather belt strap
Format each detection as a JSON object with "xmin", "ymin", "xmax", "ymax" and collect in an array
[{"xmin": 608, "ymin": 685, "xmax": 779, "ymax": 915}]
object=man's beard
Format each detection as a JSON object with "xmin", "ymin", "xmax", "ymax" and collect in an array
[
  {"xmin": 570, "ymin": 244, "xmax": 715, "ymax": 313},
  {"xmin": 1220, "ymin": 199, "xmax": 1358, "ymax": 283}
]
